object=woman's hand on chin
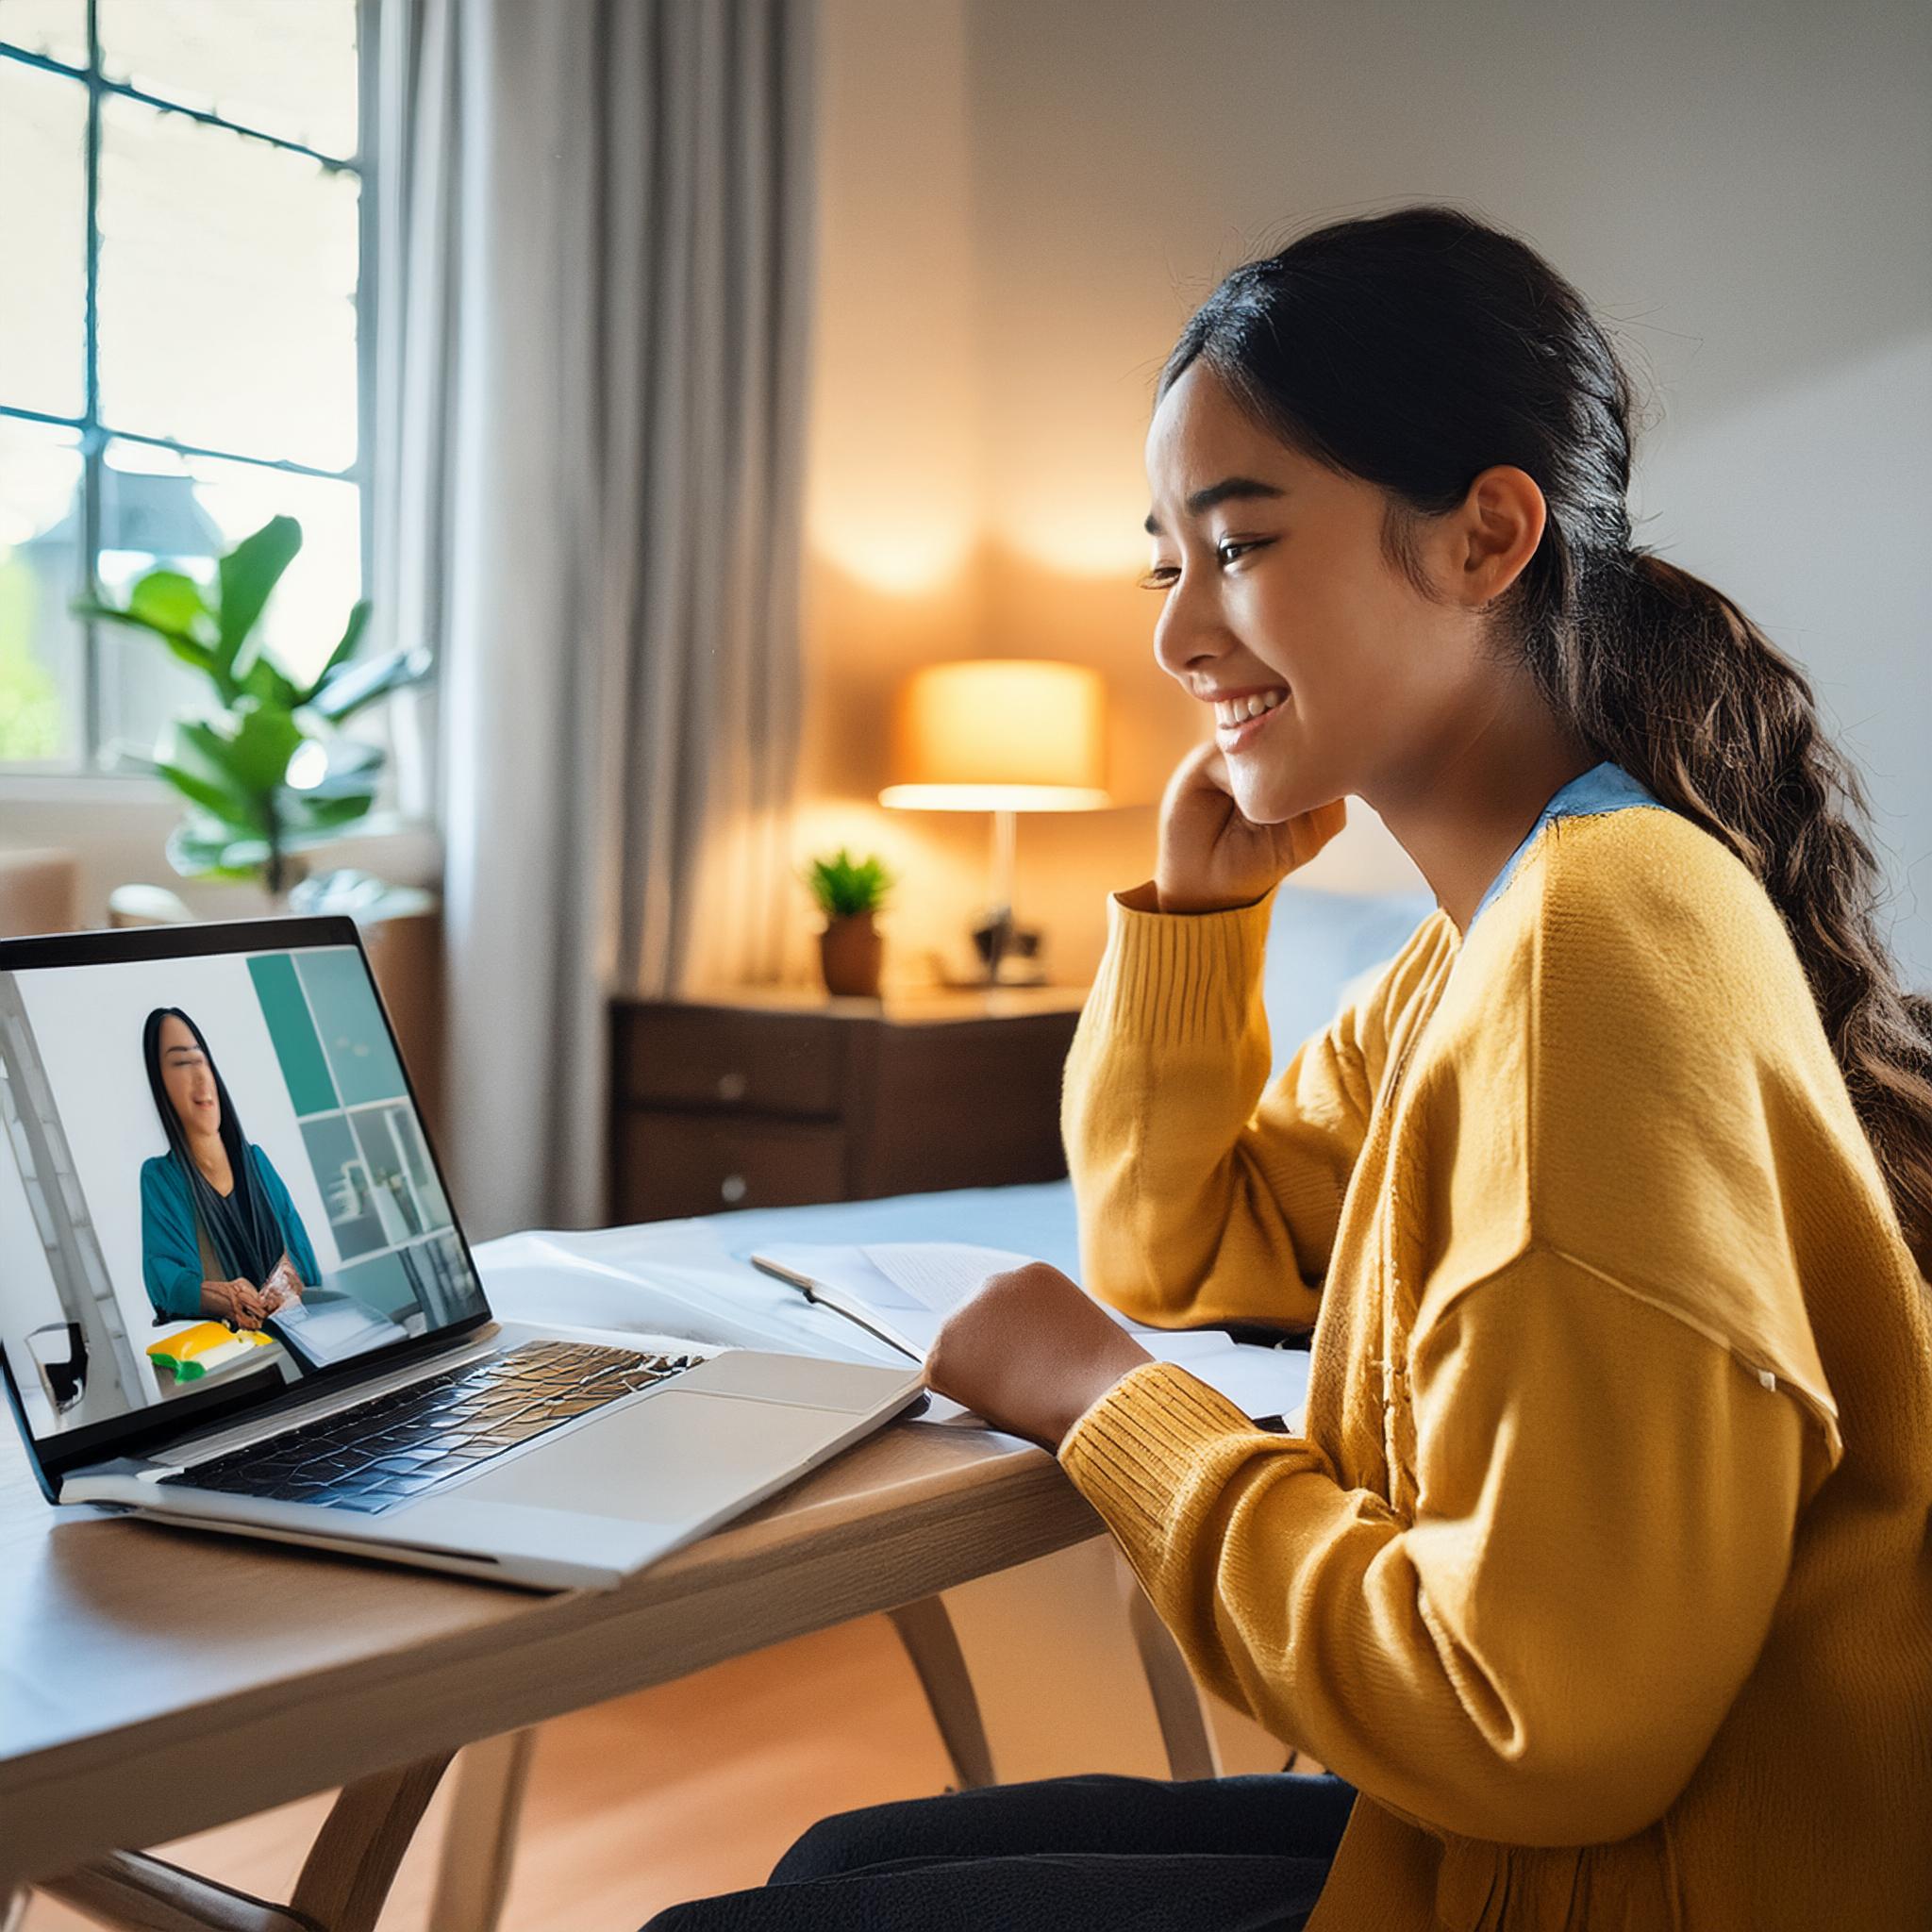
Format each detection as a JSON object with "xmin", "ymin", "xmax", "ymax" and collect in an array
[
  {"xmin": 923, "ymin": 1263, "xmax": 1155, "ymax": 1451},
  {"xmin": 1153, "ymin": 741, "xmax": 1346, "ymax": 914}
]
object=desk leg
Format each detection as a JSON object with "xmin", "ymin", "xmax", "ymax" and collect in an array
[
  {"xmin": 290, "ymin": 1752, "xmax": 456, "ymax": 1932},
  {"xmin": 426, "ymin": 1728, "xmax": 538, "ymax": 1932},
  {"xmin": 1124, "ymin": 1582, "xmax": 1222, "ymax": 1783},
  {"xmin": 888, "ymin": 1596, "xmax": 996, "ymax": 1790}
]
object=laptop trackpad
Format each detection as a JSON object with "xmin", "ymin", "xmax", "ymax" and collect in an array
[{"xmin": 456, "ymin": 1390, "xmax": 841, "ymax": 1524}]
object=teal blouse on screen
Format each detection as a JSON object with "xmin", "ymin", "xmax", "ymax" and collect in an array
[{"xmin": 139, "ymin": 1145, "xmax": 322, "ymax": 1323}]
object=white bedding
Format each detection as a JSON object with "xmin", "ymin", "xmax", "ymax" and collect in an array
[
  {"xmin": 473, "ymin": 1180, "xmax": 1311, "ymax": 1430},
  {"xmin": 473, "ymin": 1181, "xmax": 1087, "ymax": 1372}
]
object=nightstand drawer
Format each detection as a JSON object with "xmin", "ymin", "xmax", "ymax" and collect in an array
[
  {"xmin": 613, "ymin": 1111, "xmax": 848, "ymax": 1221},
  {"xmin": 617, "ymin": 1005, "xmax": 843, "ymax": 1117}
]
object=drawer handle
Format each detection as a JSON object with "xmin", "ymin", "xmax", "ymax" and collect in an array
[
  {"xmin": 716, "ymin": 1071, "xmax": 748, "ymax": 1102},
  {"xmin": 720, "ymin": 1174, "xmax": 748, "ymax": 1205}
]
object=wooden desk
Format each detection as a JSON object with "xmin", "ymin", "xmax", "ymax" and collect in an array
[{"xmin": 0, "ymin": 1407, "xmax": 1109, "ymax": 1910}]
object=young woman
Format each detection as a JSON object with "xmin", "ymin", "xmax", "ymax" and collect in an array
[
  {"xmin": 647, "ymin": 207, "xmax": 1932, "ymax": 1930},
  {"xmin": 140, "ymin": 1006, "xmax": 320, "ymax": 1327}
]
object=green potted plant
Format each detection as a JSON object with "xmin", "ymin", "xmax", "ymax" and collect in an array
[
  {"xmin": 803, "ymin": 847, "xmax": 894, "ymax": 997},
  {"xmin": 75, "ymin": 514, "xmax": 432, "ymax": 905}
]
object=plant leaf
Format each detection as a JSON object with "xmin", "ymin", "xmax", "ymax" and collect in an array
[
  {"xmin": 154, "ymin": 759, "xmax": 250, "ymax": 824},
  {"xmin": 222, "ymin": 700, "xmax": 305, "ymax": 795},
  {"xmin": 76, "ymin": 599, "xmax": 222, "ymax": 681},
  {"xmin": 803, "ymin": 846, "xmax": 893, "ymax": 916},
  {"xmin": 239, "ymin": 652, "xmax": 301, "ymax": 711},
  {"xmin": 289, "ymin": 737, "xmax": 383, "ymax": 798},
  {"xmin": 215, "ymin": 516, "xmax": 302, "ymax": 677},
  {"xmin": 299, "ymin": 599, "xmax": 372, "ymax": 705},
  {"xmin": 166, "ymin": 818, "xmax": 270, "ymax": 883},
  {"xmin": 307, "ymin": 644, "xmax": 433, "ymax": 724},
  {"xmin": 129, "ymin": 570, "xmax": 214, "ymax": 640},
  {"xmin": 168, "ymin": 724, "xmax": 269, "ymax": 833},
  {"xmin": 172, "ymin": 708, "xmax": 300, "ymax": 823},
  {"xmin": 284, "ymin": 791, "xmax": 377, "ymax": 839}
]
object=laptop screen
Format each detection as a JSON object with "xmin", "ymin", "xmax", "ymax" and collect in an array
[{"xmin": 0, "ymin": 924, "xmax": 490, "ymax": 1474}]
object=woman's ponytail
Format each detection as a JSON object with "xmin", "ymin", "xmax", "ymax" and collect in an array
[{"xmin": 1553, "ymin": 550, "xmax": 1932, "ymax": 1276}]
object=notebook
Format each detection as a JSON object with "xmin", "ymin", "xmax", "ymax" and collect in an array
[{"xmin": 749, "ymin": 1241, "xmax": 1309, "ymax": 1428}]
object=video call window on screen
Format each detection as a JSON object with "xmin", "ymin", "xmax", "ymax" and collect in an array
[{"xmin": 0, "ymin": 945, "xmax": 486, "ymax": 1443}]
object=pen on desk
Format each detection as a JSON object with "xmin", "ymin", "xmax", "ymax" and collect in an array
[{"xmin": 749, "ymin": 1256, "xmax": 925, "ymax": 1365}]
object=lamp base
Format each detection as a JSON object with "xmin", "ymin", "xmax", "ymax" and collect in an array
[{"xmin": 969, "ymin": 909, "xmax": 1046, "ymax": 986}]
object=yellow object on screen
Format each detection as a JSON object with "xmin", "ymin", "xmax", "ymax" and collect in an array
[{"xmin": 146, "ymin": 1322, "xmax": 275, "ymax": 1380}]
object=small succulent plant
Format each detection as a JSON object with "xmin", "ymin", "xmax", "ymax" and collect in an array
[{"xmin": 803, "ymin": 848, "xmax": 894, "ymax": 920}]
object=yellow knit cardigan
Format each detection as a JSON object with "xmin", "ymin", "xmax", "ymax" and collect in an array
[{"xmin": 1058, "ymin": 805, "xmax": 1932, "ymax": 1930}]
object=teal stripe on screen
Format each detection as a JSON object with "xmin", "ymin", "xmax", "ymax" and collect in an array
[
  {"xmin": 298, "ymin": 948, "xmax": 408, "ymax": 1108},
  {"xmin": 248, "ymin": 952, "xmax": 339, "ymax": 1116}
]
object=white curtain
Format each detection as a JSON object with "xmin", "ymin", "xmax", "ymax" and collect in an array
[{"xmin": 371, "ymin": 0, "xmax": 817, "ymax": 1239}]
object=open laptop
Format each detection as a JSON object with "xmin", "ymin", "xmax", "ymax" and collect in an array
[{"xmin": 0, "ymin": 916, "xmax": 924, "ymax": 1591}]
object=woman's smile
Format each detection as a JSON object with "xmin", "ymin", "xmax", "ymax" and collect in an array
[{"xmin": 1212, "ymin": 685, "xmax": 1291, "ymax": 754}]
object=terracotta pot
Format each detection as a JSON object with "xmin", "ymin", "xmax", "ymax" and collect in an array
[{"xmin": 819, "ymin": 911, "xmax": 883, "ymax": 997}]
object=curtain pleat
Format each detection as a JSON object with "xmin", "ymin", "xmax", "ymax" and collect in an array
[{"xmin": 375, "ymin": 0, "xmax": 817, "ymax": 1237}]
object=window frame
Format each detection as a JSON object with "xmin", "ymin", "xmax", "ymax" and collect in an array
[{"xmin": 0, "ymin": 0, "xmax": 379, "ymax": 779}]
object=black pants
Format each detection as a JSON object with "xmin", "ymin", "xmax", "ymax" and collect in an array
[{"xmin": 641, "ymin": 1771, "xmax": 1357, "ymax": 1930}]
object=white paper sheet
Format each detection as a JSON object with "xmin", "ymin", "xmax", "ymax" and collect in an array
[{"xmin": 753, "ymin": 1240, "xmax": 1309, "ymax": 1428}]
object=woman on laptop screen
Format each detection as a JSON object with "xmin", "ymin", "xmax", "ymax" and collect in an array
[{"xmin": 139, "ymin": 1007, "xmax": 320, "ymax": 1330}]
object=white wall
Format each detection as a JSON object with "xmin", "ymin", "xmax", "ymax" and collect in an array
[{"xmin": 808, "ymin": 0, "xmax": 1931, "ymax": 985}]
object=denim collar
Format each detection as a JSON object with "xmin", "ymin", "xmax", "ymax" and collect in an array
[{"xmin": 1466, "ymin": 759, "xmax": 1669, "ymax": 934}]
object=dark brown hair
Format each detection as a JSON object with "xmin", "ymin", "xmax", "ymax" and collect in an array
[{"xmin": 1161, "ymin": 204, "xmax": 1932, "ymax": 1274}]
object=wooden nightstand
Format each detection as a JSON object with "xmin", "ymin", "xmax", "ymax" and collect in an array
[{"xmin": 607, "ymin": 985, "xmax": 1089, "ymax": 1224}]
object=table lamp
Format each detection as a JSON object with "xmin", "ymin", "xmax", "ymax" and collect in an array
[{"xmin": 879, "ymin": 658, "xmax": 1110, "ymax": 984}]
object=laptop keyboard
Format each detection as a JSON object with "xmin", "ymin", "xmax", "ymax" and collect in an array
[{"xmin": 163, "ymin": 1339, "xmax": 700, "ymax": 1516}]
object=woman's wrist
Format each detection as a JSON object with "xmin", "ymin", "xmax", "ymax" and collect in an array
[
  {"xmin": 1119, "ymin": 875, "xmax": 1276, "ymax": 917},
  {"xmin": 1049, "ymin": 1332, "xmax": 1158, "ymax": 1452},
  {"xmin": 1055, "ymin": 1354, "xmax": 1159, "ymax": 1456}
]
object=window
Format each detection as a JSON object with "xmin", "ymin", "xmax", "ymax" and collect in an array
[{"xmin": 0, "ymin": 0, "xmax": 370, "ymax": 774}]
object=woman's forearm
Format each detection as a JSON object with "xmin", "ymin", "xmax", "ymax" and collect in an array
[{"xmin": 1063, "ymin": 885, "xmax": 1366, "ymax": 1331}]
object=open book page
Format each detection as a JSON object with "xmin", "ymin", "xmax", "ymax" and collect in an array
[{"xmin": 750, "ymin": 1241, "xmax": 1309, "ymax": 1427}]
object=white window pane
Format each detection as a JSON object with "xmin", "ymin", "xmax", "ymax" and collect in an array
[
  {"xmin": 0, "ymin": 419, "xmax": 84, "ymax": 765},
  {"xmin": 98, "ymin": 0, "xmax": 358, "ymax": 158},
  {"xmin": 96, "ymin": 440, "xmax": 362, "ymax": 757},
  {"xmin": 98, "ymin": 94, "xmax": 359, "ymax": 471},
  {"xmin": 0, "ymin": 59, "xmax": 87, "ymax": 419},
  {"xmin": 0, "ymin": 2, "xmax": 86, "ymax": 66},
  {"xmin": 187, "ymin": 452, "xmax": 361, "ymax": 688},
  {"xmin": 92, "ymin": 441, "xmax": 225, "ymax": 761}
]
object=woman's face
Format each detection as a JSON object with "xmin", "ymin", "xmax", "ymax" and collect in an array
[
  {"xmin": 1141, "ymin": 360, "xmax": 1484, "ymax": 827},
  {"xmin": 158, "ymin": 1014, "xmax": 221, "ymax": 1137}
]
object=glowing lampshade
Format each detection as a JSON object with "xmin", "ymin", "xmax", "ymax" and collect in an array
[
  {"xmin": 878, "ymin": 658, "xmax": 1110, "ymax": 813},
  {"xmin": 878, "ymin": 659, "xmax": 1109, "ymax": 985}
]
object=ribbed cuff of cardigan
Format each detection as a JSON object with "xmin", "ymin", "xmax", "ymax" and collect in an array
[
  {"xmin": 1058, "ymin": 1358, "xmax": 1284, "ymax": 1546},
  {"xmin": 1081, "ymin": 882, "xmax": 1279, "ymax": 1051}
]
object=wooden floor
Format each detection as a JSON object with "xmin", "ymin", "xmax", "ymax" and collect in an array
[{"xmin": 21, "ymin": 1613, "xmax": 959, "ymax": 1932}]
